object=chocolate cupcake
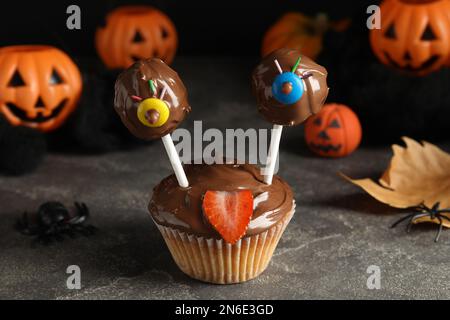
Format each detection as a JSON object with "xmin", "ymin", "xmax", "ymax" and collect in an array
[{"xmin": 149, "ymin": 162, "xmax": 295, "ymax": 284}]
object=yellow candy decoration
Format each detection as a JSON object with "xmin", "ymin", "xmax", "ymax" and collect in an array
[{"xmin": 137, "ymin": 98, "xmax": 170, "ymax": 127}]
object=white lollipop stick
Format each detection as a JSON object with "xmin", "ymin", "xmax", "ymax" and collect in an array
[
  {"xmin": 263, "ymin": 59, "xmax": 285, "ymax": 185},
  {"xmin": 161, "ymin": 134, "xmax": 189, "ymax": 188},
  {"xmin": 159, "ymin": 85, "xmax": 189, "ymax": 188},
  {"xmin": 264, "ymin": 124, "xmax": 283, "ymax": 185}
]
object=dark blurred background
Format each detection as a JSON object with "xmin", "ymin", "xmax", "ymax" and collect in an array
[
  {"xmin": 0, "ymin": 0, "xmax": 370, "ymax": 57},
  {"xmin": 1, "ymin": 0, "xmax": 449, "ymax": 175}
]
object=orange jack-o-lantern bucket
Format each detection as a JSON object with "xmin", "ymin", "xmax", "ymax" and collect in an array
[
  {"xmin": 95, "ymin": 6, "xmax": 178, "ymax": 69},
  {"xmin": 0, "ymin": 45, "xmax": 82, "ymax": 132},
  {"xmin": 370, "ymin": 0, "xmax": 450, "ymax": 76}
]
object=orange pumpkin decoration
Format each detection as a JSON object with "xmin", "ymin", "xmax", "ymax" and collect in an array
[
  {"xmin": 304, "ymin": 103, "xmax": 362, "ymax": 158},
  {"xmin": 0, "ymin": 45, "xmax": 82, "ymax": 132},
  {"xmin": 370, "ymin": 0, "xmax": 450, "ymax": 76},
  {"xmin": 262, "ymin": 13, "xmax": 351, "ymax": 59},
  {"xmin": 95, "ymin": 6, "xmax": 178, "ymax": 69}
]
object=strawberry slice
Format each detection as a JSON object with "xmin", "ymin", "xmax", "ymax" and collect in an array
[{"xmin": 202, "ymin": 190, "xmax": 254, "ymax": 244}]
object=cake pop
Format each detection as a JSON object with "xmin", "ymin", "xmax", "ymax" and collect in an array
[
  {"xmin": 114, "ymin": 58, "xmax": 190, "ymax": 140},
  {"xmin": 114, "ymin": 58, "xmax": 191, "ymax": 187},
  {"xmin": 252, "ymin": 48, "xmax": 328, "ymax": 126},
  {"xmin": 252, "ymin": 48, "xmax": 329, "ymax": 184}
]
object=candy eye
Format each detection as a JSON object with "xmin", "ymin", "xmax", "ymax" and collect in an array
[
  {"xmin": 272, "ymin": 72, "xmax": 304, "ymax": 105},
  {"xmin": 137, "ymin": 98, "xmax": 170, "ymax": 127}
]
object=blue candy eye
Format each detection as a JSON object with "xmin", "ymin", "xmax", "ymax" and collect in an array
[{"xmin": 272, "ymin": 72, "xmax": 304, "ymax": 105}]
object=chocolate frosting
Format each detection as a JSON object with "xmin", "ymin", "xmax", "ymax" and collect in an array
[
  {"xmin": 252, "ymin": 48, "xmax": 329, "ymax": 126},
  {"xmin": 114, "ymin": 58, "xmax": 191, "ymax": 140},
  {"xmin": 149, "ymin": 162, "xmax": 294, "ymax": 238}
]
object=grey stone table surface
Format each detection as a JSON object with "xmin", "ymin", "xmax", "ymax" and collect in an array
[{"xmin": 1, "ymin": 57, "xmax": 450, "ymax": 300}]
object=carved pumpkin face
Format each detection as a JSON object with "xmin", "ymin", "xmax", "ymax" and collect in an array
[
  {"xmin": 0, "ymin": 45, "xmax": 82, "ymax": 132},
  {"xmin": 95, "ymin": 6, "xmax": 178, "ymax": 69},
  {"xmin": 370, "ymin": 0, "xmax": 450, "ymax": 76},
  {"xmin": 304, "ymin": 103, "xmax": 362, "ymax": 158}
]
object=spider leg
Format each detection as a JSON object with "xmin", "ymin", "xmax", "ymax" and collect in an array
[
  {"xmin": 69, "ymin": 203, "xmax": 82, "ymax": 224},
  {"xmin": 439, "ymin": 214, "xmax": 450, "ymax": 223},
  {"xmin": 432, "ymin": 202, "xmax": 441, "ymax": 212},
  {"xmin": 71, "ymin": 202, "xmax": 89, "ymax": 225},
  {"xmin": 406, "ymin": 218, "xmax": 414, "ymax": 233},
  {"xmin": 433, "ymin": 214, "xmax": 450, "ymax": 242},
  {"xmin": 80, "ymin": 203, "xmax": 90, "ymax": 222},
  {"xmin": 75, "ymin": 202, "xmax": 89, "ymax": 216},
  {"xmin": 407, "ymin": 212, "xmax": 433, "ymax": 233},
  {"xmin": 81, "ymin": 202, "xmax": 89, "ymax": 216},
  {"xmin": 435, "ymin": 216, "xmax": 444, "ymax": 242},
  {"xmin": 391, "ymin": 212, "xmax": 419, "ymax": 229}
]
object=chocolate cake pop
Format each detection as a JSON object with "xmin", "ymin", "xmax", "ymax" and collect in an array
[
  {"xmin": 252, "ymin": 49, "xmax": 329, "ymax": 185},
  {"xmin": 114, "ymin": 58, "xmax": 191, "ymax": 140},
  {"xmin": 252, "ymin": 48, "xmax": 329, "ymax": 126},
  {"xmin": 114, "ymin": 58, "xmax": 191, "ymax": 187}
]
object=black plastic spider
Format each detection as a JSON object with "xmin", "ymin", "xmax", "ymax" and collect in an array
[
  {"xmin": 391, "ymin": 202, "xmax": 450, "ymax": 242},
  {"xmin": 16, "ymin": 202, "xmax": 97, "ymax": 245}
]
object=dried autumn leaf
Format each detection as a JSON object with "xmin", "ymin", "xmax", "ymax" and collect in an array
[{"xmin": 341, "ymin": 137, "xmax": 450, "ymax": 226}]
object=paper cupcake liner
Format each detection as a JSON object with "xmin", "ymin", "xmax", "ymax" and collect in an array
[{"xmin": 155, "ymin": 203, "xmax": 295, "ymax": 284}]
